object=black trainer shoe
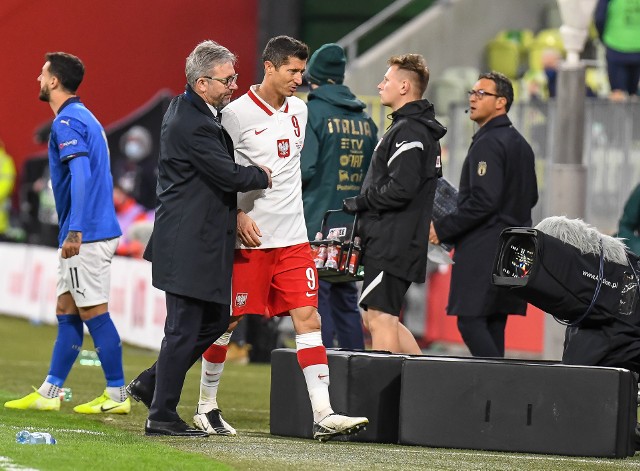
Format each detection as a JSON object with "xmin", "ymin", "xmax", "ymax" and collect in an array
[{"xmin": 145, "ymin": 418, "xmax": 208, "ymax": 437}]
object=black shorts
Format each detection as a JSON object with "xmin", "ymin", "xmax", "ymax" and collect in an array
[{"xmin": 359, "ymin": 267, "xmax": 411, "ymax": 316}]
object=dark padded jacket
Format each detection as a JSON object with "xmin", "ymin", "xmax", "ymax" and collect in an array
[{"xmin": 301, "ymin": 84, "xmax": 378, "ymax": 239}]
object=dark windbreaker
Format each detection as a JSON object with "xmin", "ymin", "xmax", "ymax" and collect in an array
[{"xmin": 352, "ymin": 99, "xmax": 446, "ymax": 283}]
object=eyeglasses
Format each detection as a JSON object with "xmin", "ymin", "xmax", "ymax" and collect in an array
[
  {"xmin": 202, "ymin": 74, "xmax": 238, "ymax": 88},
  {"xmin": 467, "ymin": 89, "xmax": 501, "ymax": 100}
]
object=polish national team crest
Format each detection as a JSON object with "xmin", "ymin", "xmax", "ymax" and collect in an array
[
  {"xmin": 277, "ymin": 139, "xmax": 290, "ymax": 158},
  {"xmin": 235, "ymin": 292, "xmax": 248, "ymax": 307}
]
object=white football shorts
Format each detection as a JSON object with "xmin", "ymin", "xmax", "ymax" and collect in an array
[{"xmin": 56, "ymin": 237, "xmax": 119, "ymax": 308}]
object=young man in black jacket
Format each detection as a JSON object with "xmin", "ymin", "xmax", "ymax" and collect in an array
[{"xmin": 343, "ymin": 54, "xmax": 446, "ymax": 354}]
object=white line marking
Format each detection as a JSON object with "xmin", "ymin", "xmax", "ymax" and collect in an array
[
  {"xmin": 383, "ymin": 447, "xmax": 640, "ymax": 466},
  {"xmin": 0, "ymin": 455, "xmax": 40, "ymax": 471}
]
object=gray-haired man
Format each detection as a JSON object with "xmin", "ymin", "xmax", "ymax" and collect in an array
[{"xmin": 127, "ymin": 40, "xmax": 271, "ymax": 436}]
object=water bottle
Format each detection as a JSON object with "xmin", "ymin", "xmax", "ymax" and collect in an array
[
  {"xmin": 348, "ymin": 237, "xmax": 361, "ymax": 275},
  {"xmin": 311, "ymin": 232, "xmax": 327, "ymax": 268},
  {"xmin": 58, "ymin": 387, "xmax": 73, "ymax": 402},
  {"xmin": 339, "ymin": 249, "xmax": 348, "ymax": 272},
  {"xmin": 314, "ymin": 244, "xmax": 328, "ymax": 268},
  {"xmin": 78, "ymin": 349, "xmax": 101, "ymax": 366},
  {"xmin": 325, "ymin": 242, "xmax": 340, "ymax": 269},
  {"xmin": 16, "ymin": 430, "xmax": 56, "ymax": 445}
]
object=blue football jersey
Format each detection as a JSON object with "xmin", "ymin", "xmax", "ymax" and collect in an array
[{"xmin": 48, "ymin": 98, "xmax": 121, "ymax": 246}]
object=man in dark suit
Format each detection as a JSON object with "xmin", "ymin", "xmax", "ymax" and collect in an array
[
  {"xmin": 127, "ymin": 40, "xmax": 271, "ymax": 436},
  {"xmin": 430, "ymin": 72, "xmax": 538, "ymax": 358}
]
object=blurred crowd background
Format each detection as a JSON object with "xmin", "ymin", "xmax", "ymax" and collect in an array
[{"xmin": 1, "ymin": 0, "xmax": 638, "ymax": 359}]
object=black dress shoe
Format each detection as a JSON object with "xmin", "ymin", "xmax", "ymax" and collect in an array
[
  {"xmin": 126, "ymin": 378, "xmax": 153, "ymax": 409},
  {"xmin": 145, "ymin": 418, "xmax": 208, "ymax": 437}
]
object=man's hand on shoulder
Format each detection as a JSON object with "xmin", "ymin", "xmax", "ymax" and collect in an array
[
  {"xmin": 237, "ymin": 210, "xmax": 263, "ymax": 247},
  {"xmin": 61, "ymin": 230, "xmax": 82, "ymax": 259}
]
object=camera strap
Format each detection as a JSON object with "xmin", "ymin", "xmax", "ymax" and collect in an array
[{"xmin": 553, "ymin": 240, "xmax": 604, "ymax": 327}]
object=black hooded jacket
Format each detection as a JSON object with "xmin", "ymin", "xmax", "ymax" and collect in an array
[
  {"xmin": 352, "ymin": 99, "xmax": 446, "ymax": 283},
  {"xmin": 301, "ymin": 84, "xmax": 378, "ymax": 240}
]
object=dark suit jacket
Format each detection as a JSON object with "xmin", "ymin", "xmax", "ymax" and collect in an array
[
  {"xmin": 145, "ymin": 85, "xmax": 268, "ymax": 303},
  {"xmin": 435, "ymin": 114, "xmax": 538, "ymax": 317}
]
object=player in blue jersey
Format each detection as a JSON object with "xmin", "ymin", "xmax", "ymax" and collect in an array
[{"xmin": 4, "ymin": 52, "xmax": 130, "ymax": 414}]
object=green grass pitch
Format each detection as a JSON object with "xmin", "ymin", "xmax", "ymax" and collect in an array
[{"xmin": 1, "ymin": 315, "xmax": 639, "ymax": 470}]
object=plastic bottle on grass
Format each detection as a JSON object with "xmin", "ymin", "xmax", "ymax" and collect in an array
[
  {"xmin": 16, "ymin": 430, "xmax": 56, "ymax": 445},
  {"xmin": 58, "ymin": 387, "xmax": 72, "ymax": 402},
  {"xmin": 78, "ymin": 349, "xmax": 101, "ymax": 366}
]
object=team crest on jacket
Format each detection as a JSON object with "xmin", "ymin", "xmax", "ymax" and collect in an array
[
  {"xmin": 477, "ymin": 161, "xmax": 487, "ymax": 176},
  {"xmin": 277, "ymin": 139, "xmax": 290, "ymax": 158},
  {"xmin": 235, "ymin": 292, "xmax": 248, "ymax": 307}
]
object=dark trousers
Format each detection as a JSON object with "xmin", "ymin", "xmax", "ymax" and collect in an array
[
  {"xmin": 318, "ymin": 280, "xmax": 364, "ymax": 349},
  {"xmin": 457, "ymin": 313, "xmax": 508, "ymax": 358},
  {"xmin": 606, "ymin": 52, "xmax": 640, "ymax": 96},
  {"xmin": 141, "ymin": 292, "xmax": 230, "ymax": 422}
]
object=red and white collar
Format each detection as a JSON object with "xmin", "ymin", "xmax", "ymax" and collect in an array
[{"xmin": 248, "ymin": 85, "xmax": 289, "ymax": 116}]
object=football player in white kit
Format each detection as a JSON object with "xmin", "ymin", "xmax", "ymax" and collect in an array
[{"xmin": 194, "ymin": 36, "xmax": 368, "ymax": 441}]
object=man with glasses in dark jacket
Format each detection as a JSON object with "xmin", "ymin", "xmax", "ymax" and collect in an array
[{"xmin": 430, "ymin": 72, "xmax": 538, "ymax": 358}]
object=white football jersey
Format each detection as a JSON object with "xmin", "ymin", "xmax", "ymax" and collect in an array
[{"xmin": 222, "ymin": 86, "xmax": 308, "ymax": 249}]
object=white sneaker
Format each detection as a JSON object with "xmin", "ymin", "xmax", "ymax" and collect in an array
[
  {"xmin": 312, "ymin": 413, "xmax": 368, "ymax": 441},
  {"xmin": 193, "ymin": 408, "xmax": 237, "ymax": 436}
]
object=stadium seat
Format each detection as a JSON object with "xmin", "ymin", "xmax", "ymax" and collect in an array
[
  {"xmin": 494, "ymin": 29, "xmax": 535, "ymax": 74},
  {"xmin": 429, "ymin": 76, "xmax": 468, "ymax": 121},
  {"xmin": 486, "ymin": 37, "xmax": 520, "ymax": 79},
  {"xmin": 441, "ymin": 66, "xmax": 480, "ymax": 89},
  {"xmin": 429, "ymin": 66, "xmax": 481, "ymax": 122},
  {"xmin": 528, "ymin": 29, "xmax": 564, "ymax": 73},
  {"xmin": 496, "ymin": 29, "xmax": 534, "ymax": 51},
  {"xmin": 534, "ymin": 28, "xmax": 564, "ymax": 51}
]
